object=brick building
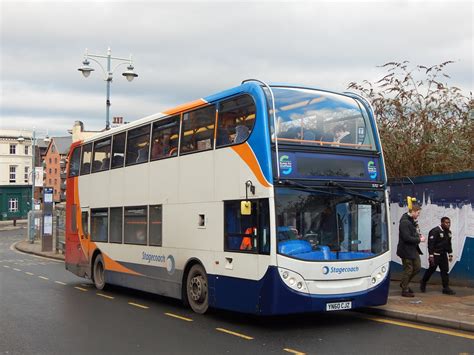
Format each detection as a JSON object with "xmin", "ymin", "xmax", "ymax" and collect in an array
[{"xmin": 43, "ymin": 137, "xmax": 71, "ymax": 202}]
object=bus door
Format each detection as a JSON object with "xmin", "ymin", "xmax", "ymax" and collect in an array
[
  {"xmin": 79, "ymin": 207, "xmax": 92, "ymax": 263},
  {"xmin": 218, "ymin": 199, "xmax": 270, "ymax": 312}
]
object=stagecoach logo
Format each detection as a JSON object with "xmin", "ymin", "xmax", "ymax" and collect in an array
[
  {"xmin": 279, "ymin": 155, "xmax": 293, "ymax": 175},
  {"xmin": 322, "ymin": 265, "xmax": 359, "ymax": 275},
  {"xmin": 367, "ymin": 161, "xmax": 377, "ymax": 180},
  {"xmin": 142, "ymin": 252, "xmax": 176, "ymax": 275}
]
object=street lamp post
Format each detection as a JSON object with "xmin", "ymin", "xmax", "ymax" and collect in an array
[{"xmin": 78, "ymin": 47, "xmax": 138, "ymax": 130}]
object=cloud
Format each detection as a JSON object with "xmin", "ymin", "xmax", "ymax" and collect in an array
[{"xmin": 1, "ymin": 1, "xmax": 472, "ymax": 136}]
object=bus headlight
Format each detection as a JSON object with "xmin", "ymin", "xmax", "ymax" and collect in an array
[
  {"xmin": 278, "ymin": 268, "xmax": 308, "ymax": 294},
  {"xmin": 369, "ymin": 263, "xmax": 389, "ymax": 288}
]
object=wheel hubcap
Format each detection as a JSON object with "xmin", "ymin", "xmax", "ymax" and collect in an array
[{"xmin": 190, "ymin": 275, "xmax": 205, "ymax": 302}]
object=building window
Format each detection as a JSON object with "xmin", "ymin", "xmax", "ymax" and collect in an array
[
  {"xmin": 49, "ymin": 158, "xmax": 52, "ymax": 164},
  {"xmin": 54, "ymin": 178, "xmax": 57, "ymax": 185},
  {"xmin": 55, "ymin": 168, "xmax": 57, "ymax": 174},
  {"xmin": 124, "ymin": 206, "xmax": 147, "ymax": 245},
  {"xmin": 180, "ymin": 105, "xmax": 216, "ymax": 154},
  {"xmin": 49, "ymin": 168, "xmax": 52, "ymax": 174},
  {"xmin": 55, "ymin": 157, "xmax": 58, "ymax": 164},
  {"xmin": 149, "ymin": 205, "xmax": 162, "ymax": 246},
  {"xmin": 25, "ymin": 146, "xmax": 29, "ymax": 155},
  {"xmin": 24, "ymin": 167, "xmax": 29, "ymax": 183},
  {"xmin": 10, "ymin": 144, "xmax": 16, "ymax": 154},
  {"xmin": 9, "ymin": 166, "xmax": 16, "ymax": 183},
  {"xmin": 91, "ymin": 209, "xmax": 108, "ymax": 242},
  {"xmin": 49, "ymin": 179, "xmax": 52, "ymax": 185},
  {"xmin": 8, "ymin": 198, "xmax": 19, "ymax": 212}
]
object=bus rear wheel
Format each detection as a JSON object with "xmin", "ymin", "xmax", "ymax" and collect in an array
[
  {"xmin": 93, "ymin": 254, "xmax": 106, "ymax": 290},
  {"xmin": 186, "ymin": 264, "xmax": 209, "ymax": 314}
]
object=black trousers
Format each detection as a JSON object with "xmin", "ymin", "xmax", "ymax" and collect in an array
[
  {"xmin": 400, "ymin": 257, "xmax": 421, "ymax": 290},
  {"xmin": 421, "ymin": 253, "xmax": 450, "ymax": 289}
]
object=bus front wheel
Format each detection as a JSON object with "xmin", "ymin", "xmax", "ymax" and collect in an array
[
  {"xmin": 186, "ymin": 264, "xmax": 209, "ymax": 314},
  {"xmin": 93, "ymin": 254, "xmax": 106, "ymax": 290}
]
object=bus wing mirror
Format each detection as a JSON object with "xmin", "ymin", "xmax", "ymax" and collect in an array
[{"xmin": 241, "ymin": 201, "xmax": 252, "ymax": 215}]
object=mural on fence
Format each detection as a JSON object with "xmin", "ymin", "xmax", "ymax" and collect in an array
[{"xmin": 389, "ymin": 172, "xmax": 474, "ymax": 287}]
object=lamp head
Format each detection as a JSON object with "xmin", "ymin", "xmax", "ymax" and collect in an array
[
  {"xmin": 122, "ymin": 64, "xmax": 138, "ymax": 82},
  {"xmin": 78, "ymin": 59, "xmax": 94, "ymax": 78},
  {"xmin": 18, "ymin": 136, "xmax": 25, "ymax": 143}
]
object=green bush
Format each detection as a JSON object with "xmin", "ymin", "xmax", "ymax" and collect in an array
[{"xmin": 348, "ymin": 61, "xmax": 473, "ymax": 177}]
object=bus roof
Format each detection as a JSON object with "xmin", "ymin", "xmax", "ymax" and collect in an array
[{"xmin": 80, "ymin": 80, "xmax": 363, "ymax": 144}]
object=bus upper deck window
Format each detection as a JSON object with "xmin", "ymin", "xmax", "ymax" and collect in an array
[
  {"xmin": 180, "ymin": 105, "xmax": 215, "ymax": 154},
  {"xmin": 68, "ymin": 147, "xmax": 81, "ymax": 177},
  {"xmin": 216, "ymin": 95, "xmax": 256, "ymax": 148},
  {"xmin": 111, "ymin": 132, "xmax": 126, "ymax": 169},
  {"xmin": 80, "ymin": 143, "xmax": 92, "ymax": 175}
]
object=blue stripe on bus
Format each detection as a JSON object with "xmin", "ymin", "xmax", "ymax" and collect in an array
[
  {"xmin": 204, "ymin": 82, "xmax": 273, "ymax": 185},
  {"xmin": 209, "ymin": 266, "xmax": 390, "ymax": 315}
]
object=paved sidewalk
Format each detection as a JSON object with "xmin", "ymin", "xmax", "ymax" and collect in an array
[
  {"xmin": 8, "ymin": 226, "xmax": 474, "ymax": 333},
  {"xmin": 362, "ymin": 281, "xmax": 474, "ymax": 332},
  {"xmin": 15, "ymin": 239, "xmax": 64, "ymax": 261}
]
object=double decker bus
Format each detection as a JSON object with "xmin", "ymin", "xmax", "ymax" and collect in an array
[{"xmin": 65, "ymin": 79, "xmax": 390, "ymax": 315}]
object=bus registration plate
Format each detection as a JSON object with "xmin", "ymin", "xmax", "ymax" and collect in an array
[{"xmin": 326, "ymin": 301, "xmax": 352, "ymax": 311}]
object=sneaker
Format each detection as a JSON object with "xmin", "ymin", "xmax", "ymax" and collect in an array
[
  {"xmin": 420, "ymin": 282, "xmax": 426, "ymax": 293},
  {"xmin": 401, "ymin": 289, "xmax": 415, "ymax": 297},
  {"xmin": 442, "ymin": 288, "xmax": 456, "ymax": 295}
]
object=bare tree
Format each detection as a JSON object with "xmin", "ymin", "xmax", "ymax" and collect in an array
[{"xmin": 348, "ymin": 61, "xmax": 473, "ymax": 177}]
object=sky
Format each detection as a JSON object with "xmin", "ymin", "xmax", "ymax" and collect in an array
[{"xmin": 1, "ymin": 0, "xmax": 472, "ymax": 138}]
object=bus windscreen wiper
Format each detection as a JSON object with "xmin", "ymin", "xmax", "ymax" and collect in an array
[
  {"xmin": 326, "ymin": 181, "xmax": 382, "ymax": 203},
  {"xmin": 278, "ymin": 180, "xmax": 343, "ymax": 197}
]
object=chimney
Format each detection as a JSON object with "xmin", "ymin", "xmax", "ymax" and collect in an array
[{"xmin": 113, "ymin": 116, "xmax": 123, "ymax": 125}]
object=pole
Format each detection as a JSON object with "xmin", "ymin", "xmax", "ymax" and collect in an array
[
  {"xmin": 105, "ymin": 47, "xmax": 111, "ymax": 130},
  {"xmin": 29, "ymin": 130, "xmax": 36, "ymax": 243}
]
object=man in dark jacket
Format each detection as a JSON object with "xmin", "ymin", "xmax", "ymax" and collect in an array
[
  {"xmin": 397, "ymin": 203, "xmax": 425, "ymax": 297},
  {"xmin": 420, "ymin": 217, "xmax": 456, "ymax": 295}
]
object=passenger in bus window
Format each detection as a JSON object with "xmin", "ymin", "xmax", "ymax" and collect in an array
[
  {"xmin": 317, "ymin": 205, "xmax": 342, "ymax": 249},
  {"xmin": 136, "ymin": 147, "xmax": 148, "ymax": 163},
  {"xmin": 240, "ymin": 226, "xmax": 255, "ymax": 250},
  {"xmin": 234, "ymin": 124, "xmax": 250, "ymax": 144},
  {"xmin": 151, "ymin": 132, "xmax": 171, "ymax": 159},
  {"xmin": 216, "ymin": 114, "xmax": 235, "ymax": 146},
  {"xmin": 100, "ymin": 157, "xmax": 110, "ymax": 170},
  {"xmin": 333, "ymin": 124, "xmax": 352, "ymax": 145}
]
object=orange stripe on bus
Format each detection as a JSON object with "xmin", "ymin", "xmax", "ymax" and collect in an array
[
  {"xmin": 102, "ymin": 253, "xmax": 142, "ymax": 276},
  {"xmin": 163, "ymin": 99, "xmax": 207, "ymax": 115},
  {"xmin": 231, "ymin": 144, "xmax": 271, "ymax": 188}
]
